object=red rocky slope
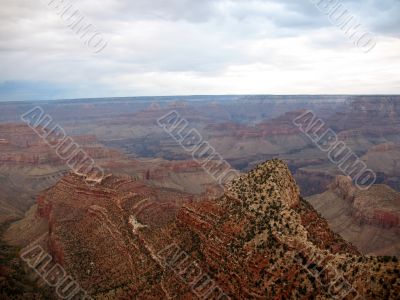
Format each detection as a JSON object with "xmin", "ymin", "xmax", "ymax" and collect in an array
[{"xmin": 10, "ymin": 160, "xmax": 400, "ymax": 299}]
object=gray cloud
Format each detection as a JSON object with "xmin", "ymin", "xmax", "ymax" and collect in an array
[{"xmin": 0, "ymin": 0, "xmax": 399, "ymax": 100}]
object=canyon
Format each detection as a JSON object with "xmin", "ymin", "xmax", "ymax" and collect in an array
[
  {"xmin": 0, "ymin": 95, "xmax": 399, "ymax": 299},
  {"xmin": 4, "ymin": 160, "xmax": 399, "ymax": 299}
]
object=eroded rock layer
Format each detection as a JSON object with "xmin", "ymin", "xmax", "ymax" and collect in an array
[
  {"xmin": 308, "ymin": 176, "xmax": 400, "ymax": 256},
  {"xmin": 10, "ymin": 160, "xmax": 399, "ymax": 299}
]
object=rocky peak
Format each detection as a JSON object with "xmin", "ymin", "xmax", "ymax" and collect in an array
[
  {"xmin": 227, "ymin": 159, "xmax": 300, "ymax": 209},
  {"xmin": 328, "ymin": 175, "xmax": 356, "ymax": 202},
  {"xmin": 11, "ymin": 159, "xmax": 399, "ymax": 299}
]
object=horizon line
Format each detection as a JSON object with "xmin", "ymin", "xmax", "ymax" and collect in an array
[{"xmin": 1, "ymin": 94, "xmax": 400, "ymax": 104}]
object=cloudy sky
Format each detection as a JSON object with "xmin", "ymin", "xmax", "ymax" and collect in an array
[{"xmin": 0, "ymin": 0, "xmax": 399, "ymax": 101}]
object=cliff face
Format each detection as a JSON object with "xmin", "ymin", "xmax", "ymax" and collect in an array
[
  {"xmin": 329, "ymin": 176, "xmax": 400, "ymax": 228},
  {"xmin": 329, "ymin": 176, "xmax": 356, "ymax": 202},
  {"xmin": 202, "ymin": 97, "xmax": 400, "ymax": 196},
  {"xmin": 328, "ymin": 96, "xmax": 400, "ymax": 135},
  {"xmin": 15, "ymin": 160, "xmax": 400, "ymax": 299},
  {"xmin": 0, "ymin": 123, "xmax": 126, "ymax": 224},
  {"xmin": 206, "ymin": 111, "xmax": 302, "ymax": 138},
  {"xmin": 0, "ymin": 123, "xmax": 121, "ymax": 166},
  {"xmin": 308, "ymin": 176, "xmax": 400, "ymax": 256}
]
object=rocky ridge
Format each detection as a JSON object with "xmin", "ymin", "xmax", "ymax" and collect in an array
[{"xmin": 7, "ymin": 160, "xmax": 400, "ymax": 299}]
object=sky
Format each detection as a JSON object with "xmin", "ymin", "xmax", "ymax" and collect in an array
[{"xmin": 0, "ymin": 0, "xmax": 399, "ymax": 101}]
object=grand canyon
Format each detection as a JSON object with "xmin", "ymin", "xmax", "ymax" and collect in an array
[
  {"xmin": 0, "ymin": 96, "xmax": 399, "ymax": 299},
  {"xmin": 2, "ymin": 0, "xmax": 399, "ymax": 298}
]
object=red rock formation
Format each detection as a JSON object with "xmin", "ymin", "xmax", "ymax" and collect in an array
[
  {"xmin": 368, "ymin": 142, "xmax": 400, "ymax": 152},
  {"xmin": 372, "ymin": 210, "xmax": 399, "ymax": 228},
  {"xmin": 0, "ymin": 123, "xmax": 123, "ymax": 166},
  {"xmin": 328, "ymin": 96, "xmax": 400, "ymax": 136},
  {"xmin": 206, "ymin": 111, "xmax": 302, "ymax": 139},
  {"xmin": 328, "ymin": 176, "xmax": 400, "ymax": 228},
  {"xmin": 329, "ymin": 175, "xmax": 356, "ymax": 202},
  {"xmin": 16, "ymin": 160, "xmax": 398, "ymax": 299}
]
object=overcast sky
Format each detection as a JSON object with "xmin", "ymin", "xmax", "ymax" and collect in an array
[{"xmin": 0, "ymin": 0, "xmax": 399, "ymax": 101}]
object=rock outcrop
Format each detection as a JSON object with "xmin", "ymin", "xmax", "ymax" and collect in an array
[
  {"xmin": 329, "ymin": 176, "xmax": 400, "ymax": 228},
  {"xmin": 0, "ymin": 123, "xmax": 125, "ymax": 223},
  {"xmin": 0, "ymin": 123, "xmax": 121, "ymax": 166},
  {"xmin": 8, "ymin": 160, "xmax": 399, "ymax": 299},
  {"xmin": 308, "ymin": 176, "xmax": 400, "ymax": 256}
]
